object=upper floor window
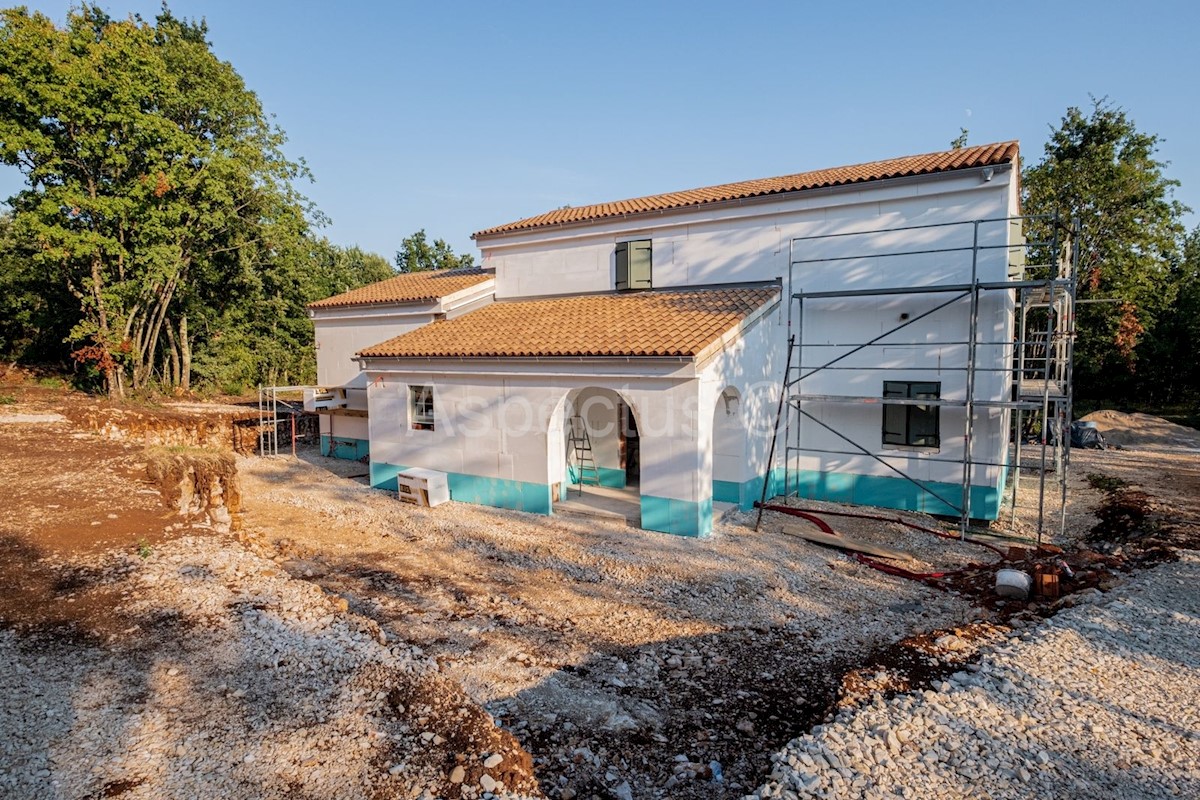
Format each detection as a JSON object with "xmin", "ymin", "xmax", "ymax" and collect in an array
[
  {"xmin": 410, "ymin": 385, "xmax": 435, "ymax": 431},
  {"xmin": 615, "ymin": 239, "xmax": 652, "ymax": 291},
  {"xmin": 882, "ymin": 381, "xmax": 940, "ymax": 448}
]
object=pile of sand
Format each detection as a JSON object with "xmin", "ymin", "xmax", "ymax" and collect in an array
[{"xmin": 1080, "ymin": 410, "xmax": 1200, "ymax": 451}]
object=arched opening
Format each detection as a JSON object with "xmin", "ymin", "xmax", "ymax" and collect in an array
[
  {"xmin": 712, "ymin": 386, "xmax": 748, "ymax": 506},
  {"xmin": 549, "ymin": 387, "xmax": 642, "ymax": 524}
]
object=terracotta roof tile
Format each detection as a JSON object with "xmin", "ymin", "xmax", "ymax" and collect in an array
[
  {"xmin": 358, "ymin": 287, "xmax": 780, "ymax": 359},
  {"xmin": 473, "ymin": 142, "xmax": 1018, "ymax": 238},
  {"xmin": 308, "ymin": 269, "xmax": 493, "ymax": 309}
]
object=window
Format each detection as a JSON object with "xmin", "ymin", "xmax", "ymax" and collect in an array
[
  {"xmin": 882, "ymin": 381, "xmax": 940, "ymax": 448},
  {"xmin": 409, "ymin": 385, "xmax": 435, "ymax": 431},
  {"xmin": 615, "ymin": 239, "xmax": 652, "ymax": 291}
]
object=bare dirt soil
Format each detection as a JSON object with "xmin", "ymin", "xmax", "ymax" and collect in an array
[
  {"xmin": 1, "ymin": 381, "xmax": 1197, "ymax": 800},
  {"xmin": 1081, "ymin": 408, "xmax": 1200, "ymax": 451}
]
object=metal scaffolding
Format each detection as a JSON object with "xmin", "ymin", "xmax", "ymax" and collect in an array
[
  {"xmin": 772, "ymin": 215, "xmax": 1079, "ymax": 542},
  {"xmin": 257, "ymin": 385, "xmax": 319, "ymax": 457}
]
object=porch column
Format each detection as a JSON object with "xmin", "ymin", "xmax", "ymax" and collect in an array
[{"xmin": 631, "ymin": 382, "xmax": 713, "ymax": 537}]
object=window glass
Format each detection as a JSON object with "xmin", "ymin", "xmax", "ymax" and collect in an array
[
  {"xmin": 881, "ymin": 381, "xmax": 940, "ymax": 448},
  {"xmin": 410, "ymin": 385, "xmax": 434, "ymax": 431}
]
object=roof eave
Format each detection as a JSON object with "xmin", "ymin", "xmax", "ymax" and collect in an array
[{"xmin": 473, "ymin": 161, "xmax": 1016, "ymax": 243}]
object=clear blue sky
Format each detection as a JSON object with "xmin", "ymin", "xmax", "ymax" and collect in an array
[{"xmin": 3, "ymin": 1, "xmax": 1198, "ymax": 259}]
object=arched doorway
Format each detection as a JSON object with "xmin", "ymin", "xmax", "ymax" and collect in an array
[{"xmin": 549, "ymin": 387, "xmax": 642, "ymax": 524}]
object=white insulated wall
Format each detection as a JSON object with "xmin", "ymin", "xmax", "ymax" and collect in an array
[
  {"xmin": 364, "ymin": 362, "xmax": 709, "ymax": 506},
  {"xmin": 311, "ymin": 283, "xmax": 495, "ymax": 390},
  {"xmin": 699, "ymin": 304, "xmax": 786, "ymax": 486},
  {"xmin": 478, "ymin": 168, "xmax": 1020, "ymax": 493},
  {"xmin": 313, "ymin": 305, "xmax": 440, "ymax": 388},
  {"xmin": 480, "ymin": 169, "xmax": 1016, "ymax": 300}
]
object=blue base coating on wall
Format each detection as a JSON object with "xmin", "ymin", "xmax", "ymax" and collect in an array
[
  {"xmin": 567, "ymin": 465, "xmax": 627, "ymax": 488},
  {"xmin": 777, "ymin": 469, "xmax": 1002, "ymax": 520},
  {"xmin": 320, "ymin": 434, "xmax": 369, "ymax": 461},
  {"xmin": 714, "ymin": 469, "xmax": 786, "ymax": 512},
  {"xmin": 640, "ymin": 495, "xmax": 713, "ymax": 538},
  {"xmin": 370, "ymin": 461, "xmax": 552, "ymax": 516}
]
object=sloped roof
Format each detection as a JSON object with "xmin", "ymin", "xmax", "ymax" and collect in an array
[
  {"xmin": 473, "ymin": 141, "xmax": 1018, "ymax": 238},
  {"xmin": 357, "ymin": 286, "xmax": 780, "ymax": 359},
  {"xmin": 308, "ymin": 268, "xmax": 493, "ymax": 310}
]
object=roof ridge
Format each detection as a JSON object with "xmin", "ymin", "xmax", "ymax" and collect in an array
[
  {"xmin": 576, "ymin": 141, "xmax": 1018, "ymax": 210},
  {"xmin": 473, "ymin": 141, "xmax": 1018, "ymax": 239}
]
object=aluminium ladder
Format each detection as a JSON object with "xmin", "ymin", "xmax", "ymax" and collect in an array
[{"xmin": 567, "ymin": 415, "xmax": 600, "ymax": 495}]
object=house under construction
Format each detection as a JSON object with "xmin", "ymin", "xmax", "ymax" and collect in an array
[{"xmin": 285, "ymin": 141, "xmax": 1076, "ymax": 539}]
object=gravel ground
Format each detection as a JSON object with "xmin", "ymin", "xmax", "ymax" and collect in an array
[
  {"xmin": 239, "ymin": 452, "xmax": 986, "ymax": 798},
  {"xmin": 0, "ymin": 534, "xmax": 541, "ymax": 800},
  {"xmin": 3, "ymin": 388, "xmax": 1197, "ymax": 800},
  {"xmin": 751, "ymin": 552, "xmax": 1200, "ymax": 799}
]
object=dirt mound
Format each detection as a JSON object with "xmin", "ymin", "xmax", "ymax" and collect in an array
[
  {"xmin": 1080, "ymin": 410, "xmax": 1200, "ymax": 451},
  {"xmin": 145, "ymin": 447, "xmax": 243, "ymax": 533},
  {"xmin": 77, "ymin": 403, "xmax": 265, "ymax": 454}
]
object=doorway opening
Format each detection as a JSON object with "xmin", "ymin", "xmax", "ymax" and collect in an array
[{"xmin": 554, "ymin": 387, "xmax": 642, "ymax": 526}]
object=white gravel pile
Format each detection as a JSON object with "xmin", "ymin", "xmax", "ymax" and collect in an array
[
  {"xmin": 0, "ymin": 535, "xmax": 538, "ymax": 800},
  {"xmin": 751, "ymin": 552, "xmax": 1200, "ymax": 799}
]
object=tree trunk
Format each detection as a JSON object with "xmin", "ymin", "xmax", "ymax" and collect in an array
[
  {"xmin": 164, "ymin": 319, "xmax": 182, "ymax": 387},
  {"xmin": 90, "ymin": 255, "xmax": 123, "ymax": 399},
  {"xmin": 105, "ymin": 364, "xmax": 120, "ymax": 398},
  {"xmin": 180, "ymin": 314, "xmax": 191, "ymax": 391}
]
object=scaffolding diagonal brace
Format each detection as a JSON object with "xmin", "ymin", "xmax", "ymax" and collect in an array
[
  {"xmin": 771, "ymin": 214, "xmax": 1076, "ymax": 540},
  {"xmin": 794, "ymin": 290, "xmax": 971, "ymax": 384}
]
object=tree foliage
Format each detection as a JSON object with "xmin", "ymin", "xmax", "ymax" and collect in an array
[
  {"xmin": 395, "ymin": 229, "xmax": 475, "ymax": 273},
  {"xmin": 1131, "ymin": 226, "xmax": 1200, "ymax": 407},
  {"xmin": 0, "ymin": 213, "xmax": 75, "ymax": 361},
  {"xmin": 0, "ymin": 5, "xmax": 394, "ymax": 395},
  {"xmin": 0, "ymin": 6, "xmax": 299, "ymax": 394},
  {"xmin": 1022, "ymin": 99, "xmax": 1188, "ymax": 401}
]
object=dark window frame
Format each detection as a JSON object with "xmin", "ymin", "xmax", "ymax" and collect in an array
[
  {"xmin": 409, "ymin": 385, "xmax": 435, "ymax": 431},
  {"xmin": 882, "ymin": 381, "xmax": 940, "ymax": 448}
]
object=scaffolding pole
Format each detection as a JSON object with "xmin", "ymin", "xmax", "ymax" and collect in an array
[{"xmin": 258, "ymin": 385, "xmax": 322, "ymax": 458}]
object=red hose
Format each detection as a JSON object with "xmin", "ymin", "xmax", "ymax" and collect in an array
[{"xmin": 852, "ymin": 554, "xmax": 952, "ymax": 585}]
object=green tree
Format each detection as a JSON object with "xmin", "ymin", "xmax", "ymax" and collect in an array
[
  {"xmin": 1022, "ymin": 99, "xmax": 1187, "ymax": 400},
  {"xmin": 0, "ymin": 5, "xmax": 314, "ymax": 396},
  {"xmin": 395, "ymin": 229, "xmax": 475, "ymax": 273},
  {"xmin": 0, "ymin": 212, "xmax": 81, "ymax": 368},
  {"xmin": 1132, "ymin": 227, "xmax": 1200, "ymax": 408},
  {"xmin": 316, "ymin": 241, "xmax": 396, "ymax": 296},
  {"xmin": 187, "ymin": 237, "xmax": 395, "ymax": 393},
  {"xmin": 950, "ymin": 128, "xmax": 969, "ymax": 149}
]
